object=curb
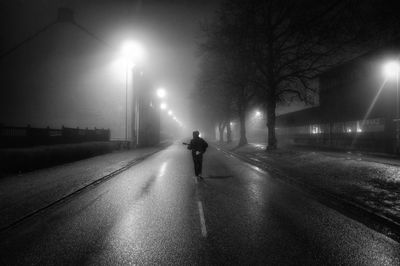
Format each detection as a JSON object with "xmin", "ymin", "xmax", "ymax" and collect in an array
[
  {"xmin": 214, "ymin": 144, "xmax": 400, "ymax": 241},
  {"xmin": 0, "ymin": 144, "xmax": 170, "ymax": 233}
]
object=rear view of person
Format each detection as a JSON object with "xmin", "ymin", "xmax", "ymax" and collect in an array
[{"xmin": 187, "ymin": 131, "xmax": 208, "ymax": 178}]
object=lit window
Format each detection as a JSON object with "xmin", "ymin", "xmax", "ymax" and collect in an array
[{"xmin": 311, "ymin": 125, "xmax": 321, "ymax": 134}]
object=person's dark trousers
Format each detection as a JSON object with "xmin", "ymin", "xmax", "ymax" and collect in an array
[{"xmin": 192, "ymin": 153, "xmax": 203, "ymax": 176}]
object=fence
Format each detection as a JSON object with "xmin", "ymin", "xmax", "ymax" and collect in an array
[{"xmin": 0, "ymin": 125, "xmax": 110, "ymax": 148}]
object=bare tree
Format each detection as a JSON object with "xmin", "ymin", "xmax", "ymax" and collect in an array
[
  {"xmin": 208, "ymin": 0, "xmax": 400, "ymax": 150},
  {"xmin": 199, "ymin": 10, "xmax": 257, "ymax": 146},
  {"xmin": 194, "ymin": 56, "xmax": 233, "ymax": 143}
]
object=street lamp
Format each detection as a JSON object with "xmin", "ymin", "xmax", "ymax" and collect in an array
[
  {"xmin": 160, "ymin": 102, "xmax": 167, "ymax": 110},
  {"xmin": 157, "ymin": 88, "xmax": 166, "ymax": 98},
  {"xmin": 383, "ymin": 60, "xmax": 400, "ymax": 152},
  {"xmin": 383, "ymin": 61, "xmax": 400, "ymax": 79},
  {"xmin": 168, "ymin": 110, "xmax": 173, "ymax": 116},
  {"xmin": 121, "ymin": 41, "xmax": 145, "ymax": 62}
]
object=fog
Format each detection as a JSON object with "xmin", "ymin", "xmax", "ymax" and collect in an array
[{"xmin": 0, "ymin": 0, "xmax": 217, "ymax": 139}]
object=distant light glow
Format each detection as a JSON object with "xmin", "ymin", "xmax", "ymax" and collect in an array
[
  {"xmin": 255, "ymin": 110, "xmax": 262, "ymax": 117},
  {"xmin": 168, "ymin": 110, "xmax": 173, "ymax": 116},
  {"xmin": 230, "ymin": 122, "xmax": 234, "ymax": 126},
  {"xmin": 157, "ymin": 88, "xmax": 166, "ymax": 98},
  {"xmin": 383, "ymin": 61, "xmax": 400, "ymax": 79},
  {"xmin": 160, "ymin": 103, "xmax": 167, "ymax": 110},
  {"xmin": 347, "ymin": 128, "xmax": 352, "ymax": 133},
  {"xmin": 311, "ymin": 125, "xmax": 321, "ymax": 134}
]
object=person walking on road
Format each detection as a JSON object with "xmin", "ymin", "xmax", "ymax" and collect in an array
[{"xmin": 187, "ymin": 131, "xmax": 208, "ymax": 178}]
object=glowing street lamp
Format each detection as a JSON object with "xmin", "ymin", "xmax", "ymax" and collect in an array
[
  {"xmin": 383, "ymin": 61, "xmax": 400, "ymax": 79},
  {"xmin": 160, "ymin": 102, "xmax": 167, "ymax": 110},
  {"xmin": 121, "ymin": 41, "xmax": 145, "ymax": 62},
  {"xmin": 168, "ymin": 110, "xmax": 173, "ymax": 116},
  {"xmin": 255, "ymin": 110, "xmax": 262, "ymax": 117},
  {"xmin": 157, "ymin": 88, "xmax": 166, "ymax": 98},
  {"xmin": 383, "ymin": 60, "xmax": 400, "ymax": 152}
]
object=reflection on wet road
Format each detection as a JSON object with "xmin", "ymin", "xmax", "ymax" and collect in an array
[{"xmin": 0, "ymin": 144, "xmax": 399, "ymax": 265}]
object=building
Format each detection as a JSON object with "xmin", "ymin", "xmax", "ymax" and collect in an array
[
  {"xmin": 132, "ymin": 72, "xmax": 161, "ymax": 147},
  {"xmin": 276, "ymin": 45, "xmax": 400, "ymax": 153}
]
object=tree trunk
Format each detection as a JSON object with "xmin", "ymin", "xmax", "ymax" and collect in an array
[
  {"xmin": 238, "ymin": 108, "xmax": 248, "ymax": 146},
  {"xmin": 226, "ymin": 122, "xmax": 232, "ymax": 143},
  {"xmin": 218, "ymin": 122, "xmax": 225, "ymax": 143},
  {"xmin": 266, "ymin": 99, "xmax": 277, "ymax": 150}
]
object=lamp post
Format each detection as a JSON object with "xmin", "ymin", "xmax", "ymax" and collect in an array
[
  {"xmin": 120, "ymin": 41, "xmax": 145, "ymax": 147},
  {"xmin": 125, "ymin": 63, "xmax": 130, "ymax": 143},
  {"xmin": 113, "ymin": 59, "xmax": 134, "ymax": 145},
  {"xmin": 383, "ymin": 60, "xmax": 400, "ymax": 153},
  {"xmin": 396, "ymin": 66, "xmax": 399, "ymax": 153}
]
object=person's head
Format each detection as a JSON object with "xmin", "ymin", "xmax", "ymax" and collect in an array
[{"xmin": 193, "ymin": 131, "xmax": 200, "ymax": 138}]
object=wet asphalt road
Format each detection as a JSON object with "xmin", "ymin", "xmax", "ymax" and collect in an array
[{"xmin": 0, "ymin": 144, "xmax": 399, "ymax": 265}]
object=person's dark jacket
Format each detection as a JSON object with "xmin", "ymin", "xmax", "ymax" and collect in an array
[{"xmin": 187, "ymin": 137, "xmax": 208, "ymax": 155}]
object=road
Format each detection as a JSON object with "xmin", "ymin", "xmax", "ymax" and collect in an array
[{"xmin": 0, "ymin": 144, "xmax": 399, "ymax": 265}]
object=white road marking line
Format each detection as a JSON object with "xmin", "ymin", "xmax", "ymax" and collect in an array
[{"xmin": 197, "ymin": 201, "xmax": 207, "ymax": 237}]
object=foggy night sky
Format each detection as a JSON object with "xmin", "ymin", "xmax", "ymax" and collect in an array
[{"xmin": 0, "ymin": 0, "xmax": 218, "ymax": 139}]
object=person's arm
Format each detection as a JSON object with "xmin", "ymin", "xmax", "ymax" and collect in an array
[{"xmin": 187, "ymin": 140, "xmax": 193, "ymax": 150}]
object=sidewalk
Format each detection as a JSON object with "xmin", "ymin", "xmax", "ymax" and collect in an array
[
  {"xmin": 0, "ymin": 144, "xmax": 169, "ymax": 230},
  {"xmin": 247, "ymin": 142, "xmax": 400, "ymax": 167},
  {"xmin": 218, "ymin": 142, "xmax": 400, "ymax": 227}
]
